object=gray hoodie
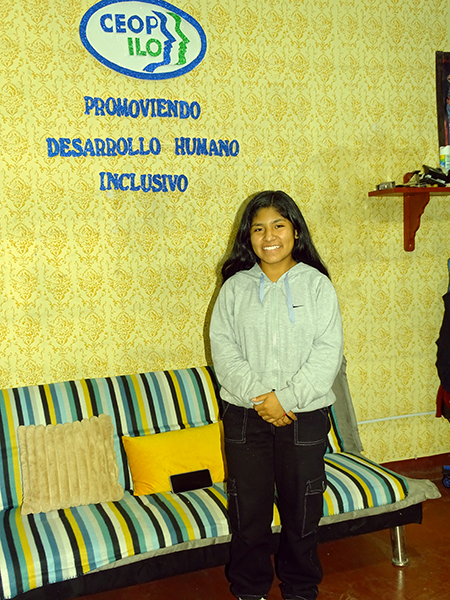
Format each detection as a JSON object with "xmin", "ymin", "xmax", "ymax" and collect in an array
[{"xmin": 210, "ymin": 262, "xmax": 343, "ymax": 414}]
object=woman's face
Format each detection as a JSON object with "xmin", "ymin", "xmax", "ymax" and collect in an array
[{"xmin": 250, "ymin": 206, "xmax": 297, "ymax": 280}]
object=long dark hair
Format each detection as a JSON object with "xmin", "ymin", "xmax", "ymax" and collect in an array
[{"xmin": 222, "ymin": 190, "xmax": 330, "ymax": 282}]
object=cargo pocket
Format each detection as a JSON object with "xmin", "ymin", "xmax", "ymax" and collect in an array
[{"xmin": 303, "ymin": 475, "xmax": 326, "ymax": 536}]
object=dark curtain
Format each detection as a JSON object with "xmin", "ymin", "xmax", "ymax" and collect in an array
[{"xmin": 436, "ymin": 291, "xmax": 450, "ymax": 420}]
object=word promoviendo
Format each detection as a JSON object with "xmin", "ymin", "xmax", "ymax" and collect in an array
[{"xmin": 84, "ymin": 96, "xmax": 201, "ymax": 119}]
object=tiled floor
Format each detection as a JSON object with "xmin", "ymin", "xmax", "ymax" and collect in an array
[{"xmin": 79, "ymin": 453, "xmax": 450, "ymax": 600}]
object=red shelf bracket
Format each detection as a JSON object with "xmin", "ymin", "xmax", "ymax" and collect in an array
[{"xmin": 403, "ymin": 191, "xmax": 430, "ymax": 252}]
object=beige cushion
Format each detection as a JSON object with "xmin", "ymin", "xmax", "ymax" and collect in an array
[{"xmin": 18, "ymin": 414, "xmax": 123, "ymax": 515}]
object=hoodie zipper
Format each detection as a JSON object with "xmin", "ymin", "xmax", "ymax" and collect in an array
[{"xmin": 272, "ymin": 281, "xmax": 278, "ymax": 372}]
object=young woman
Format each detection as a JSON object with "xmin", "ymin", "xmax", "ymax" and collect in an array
[{"xmin": 209, "ymin": 190, "xmax": 343, "ymax": 600}]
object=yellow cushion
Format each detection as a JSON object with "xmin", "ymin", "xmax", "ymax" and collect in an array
[{"xmin": 122, "ymin": 422, "xmax": 226, "ymax": 495}]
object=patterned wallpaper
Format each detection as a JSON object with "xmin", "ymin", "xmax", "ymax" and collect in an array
[{"xmin": 1, "ymin": 0, "xmax": 450, "ymax": 462}]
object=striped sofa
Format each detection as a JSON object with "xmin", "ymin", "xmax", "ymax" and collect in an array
[{"xmin": 0, "ymin": 358, "xmax": 440, "ymax": 600}]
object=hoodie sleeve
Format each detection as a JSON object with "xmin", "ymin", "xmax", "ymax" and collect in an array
[
  {"xmin": 275, "ymin": 277, "xmax": 344, "ymax": 413},
  {"xmin": 210, "ymin": 279, "xmax": 271, "ymax": 407}
]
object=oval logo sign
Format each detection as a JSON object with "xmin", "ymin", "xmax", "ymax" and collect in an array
[{"xmin": 79, "ymin": 0, "xmax": 207, "ymax": 80}]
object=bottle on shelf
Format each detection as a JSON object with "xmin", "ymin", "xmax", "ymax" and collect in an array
[{"xmin": 439, "ymin": 145, "xmax": 450, "ymax": 173}]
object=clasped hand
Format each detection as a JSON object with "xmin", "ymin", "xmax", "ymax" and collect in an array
[{"xmin": 251, "ymin": 391, "xmax": 297, "ymax": 427}]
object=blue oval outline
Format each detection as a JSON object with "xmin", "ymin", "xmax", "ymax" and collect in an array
[{"xmin": 79, "ymin": 0, "xmax": 207, "ymax": 80}]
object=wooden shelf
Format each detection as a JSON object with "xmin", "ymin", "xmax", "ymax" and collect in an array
[{"xmin": 368, "ymin": 186, "xmax": 450, "ymax": 251}]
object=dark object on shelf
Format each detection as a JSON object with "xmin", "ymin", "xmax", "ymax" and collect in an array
[
  {"xmin": 397, "ymin": 167, "xmax": 450, "ymax": 188},
  {"xmin": 421, "ymin": 165, "xmax": 450, "ymax": 186},
  {"xmin": 396, "ymin": 167, "xmax": 450, "ymax": 188}
]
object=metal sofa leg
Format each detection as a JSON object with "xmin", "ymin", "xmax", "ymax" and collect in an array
[{"xmin": 390, "ymin": 525, "xmax": 409, "ymax": 566}]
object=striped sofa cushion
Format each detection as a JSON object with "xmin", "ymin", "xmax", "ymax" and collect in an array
[
  {"xmin": 0, "ymin": 367, "xmax": 221, "ymax": 511},
  {"xmin": 323, "ymin": 453, "xmax": 409, "ymax": 516},
  {"xmin": 326, "ymin": 405, "xmax": 345, "ymax": 453}
]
